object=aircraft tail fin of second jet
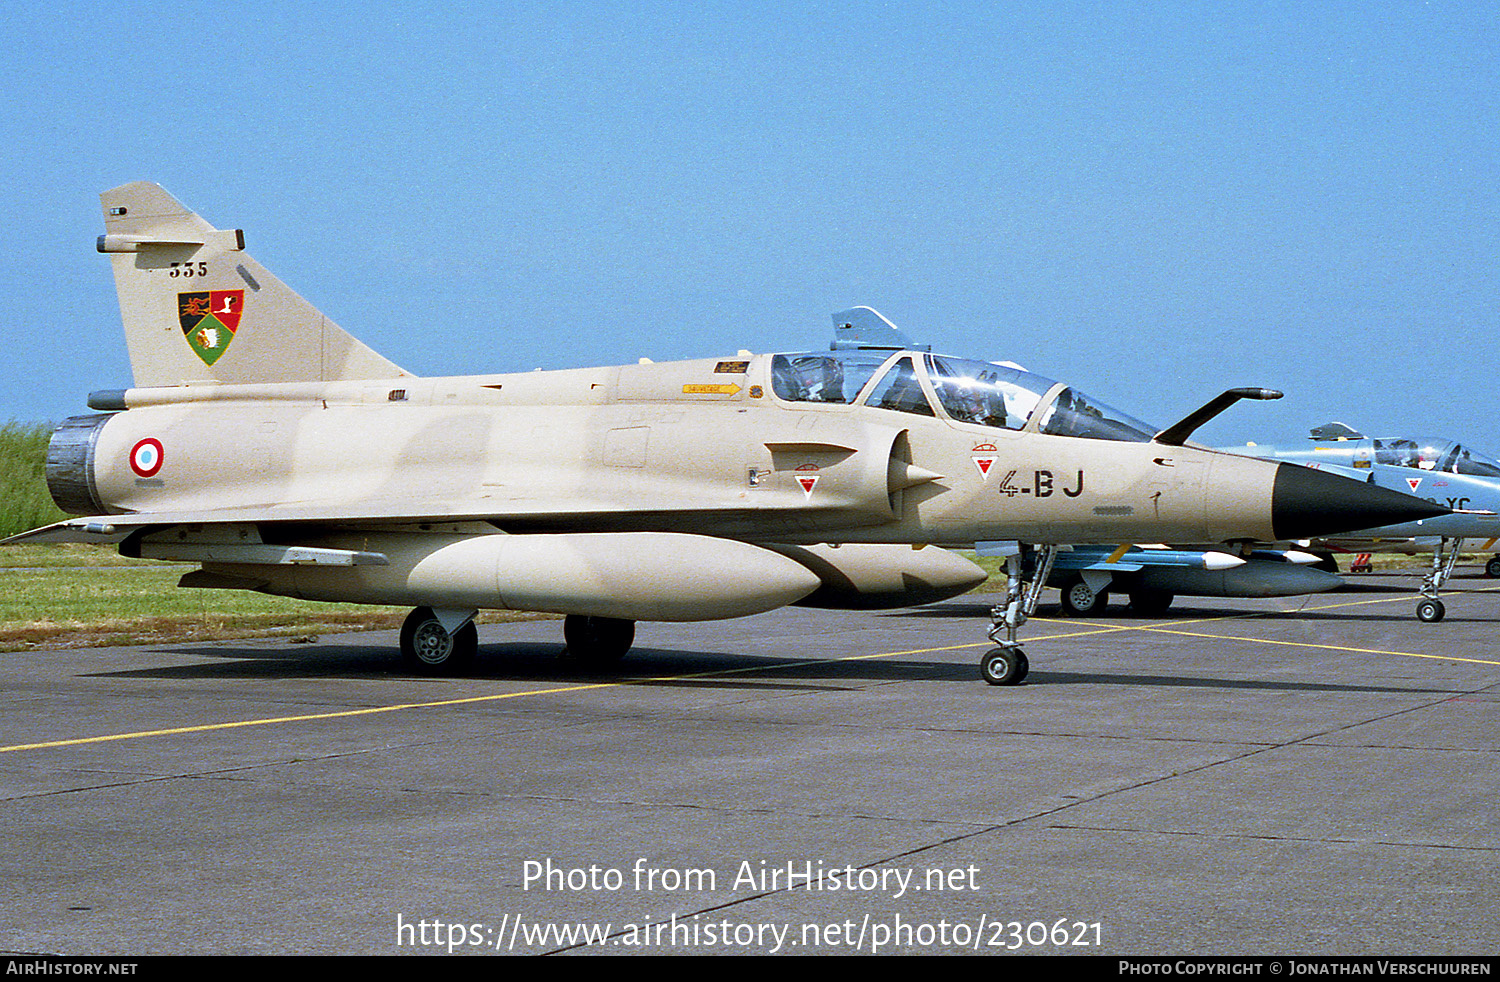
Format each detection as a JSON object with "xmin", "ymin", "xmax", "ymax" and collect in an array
[{"xmin": 97, "ymin": 182, "xmax": 408, "ymax": 387}]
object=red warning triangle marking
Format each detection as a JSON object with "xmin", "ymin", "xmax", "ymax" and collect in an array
[
  {"xmin": 973, "ymin": 456, "xmax": 996, "ymax": 479},
  {"xmin": 1407, "ymin": 478, "xmax": 1422, "ymax": 492},
  {"xmin": 797, "ymin": 474, "xmax": 819, "ymax": 496}
]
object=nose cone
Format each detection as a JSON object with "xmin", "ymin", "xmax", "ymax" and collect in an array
[{"xmin": 1271, "ymin": 463, "xmax": 1449, "ymax": 540}]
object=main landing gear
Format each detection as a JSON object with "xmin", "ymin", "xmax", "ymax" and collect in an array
[
  {"xmin": 399, "ymin": 606, "xmax": 478, "ymax": 672},
  {"xmin": 981, "ymin": 543, "xmax": 1058, "ymax": 686},
  {"xmin": 562, "ymin": 614, "xmax": 636, "ymax": 668},
  {"xmin": 397, "ymin": 607, "xmax": 639, "ymax": 674},
  {"xmin": 1058, "ymin": 575, "xmax": 1109, "ymax": 616}
]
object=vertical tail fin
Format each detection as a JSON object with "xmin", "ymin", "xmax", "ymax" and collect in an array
[{"xmin": 98, "ymin": 182, "xmax": 408, "ymax": 386}]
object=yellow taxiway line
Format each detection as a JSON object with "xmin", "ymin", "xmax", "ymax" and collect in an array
[
  {"xmin": 3, "ymin": 585, "xmax": 1497, "ymax": 755},
  {"xmin": 0, "ymin": 645, "xmax": 993, "ymax": 754}
]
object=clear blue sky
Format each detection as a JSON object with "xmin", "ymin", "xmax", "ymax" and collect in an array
[{"xmin": 3, "ymin": 1, "xmax": 1495, "ymax": 450}]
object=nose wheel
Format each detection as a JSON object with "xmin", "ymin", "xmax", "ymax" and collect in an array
[
  {"xmin": 982, "ymin": 646, "xmax": 1029, "ymax": 685},
  {"xmin": 1415, "ymin": 537, "xmax": 1459, "ymax": 623},
  {"xmin": 978, "ymin": 542, "xmax": 1056, "ymax": 685},
  {"xmin": 1416, "ymin": 598, "xmax": 1445, "ymax": 623}
]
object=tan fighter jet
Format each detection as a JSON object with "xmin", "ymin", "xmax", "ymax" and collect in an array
[{"xmin": 6, "ymin": 182, "xmax": 1446, "ymax": 684}]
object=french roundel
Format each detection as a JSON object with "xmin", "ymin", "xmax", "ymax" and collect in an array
[{"xmin": 129, "ymin": 438, "xmax": 164, "ymax": 478}]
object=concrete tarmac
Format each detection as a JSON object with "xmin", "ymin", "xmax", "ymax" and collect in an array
[{"xmin": 1, "ymin": 571, "xmax": 1497, "ymax": 956}]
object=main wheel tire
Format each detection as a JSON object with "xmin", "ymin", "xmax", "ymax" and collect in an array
[
  {"xmin": 1059, "ymin": 577, "xmax": 1108, "ymax": 616},
  {"xmin": 399, "ymin": 607, "xmax": 478, "ymax": 673},
  {"xmin": 1416, "ymin": 598, "xmax": 1445, "ymax": 623},
  {"xmin": 563, "ymin": 615, "xmax": 635, "ymax": 667},
  {"xmin": 1486, "ymin": 556, "xmax": 1500, "ymax": 578},
  {"xmin": 981, "ymin": 647, "xmax": 1029, "ymax": 686},
  {"xmin": 1128, "ymin": 590, "xmax": 1174, "ymax": 617}
]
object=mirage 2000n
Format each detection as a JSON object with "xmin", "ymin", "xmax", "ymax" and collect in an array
[{"xmin": 6, "ymin": 182, "xmax": 1446, "ymax": 684}]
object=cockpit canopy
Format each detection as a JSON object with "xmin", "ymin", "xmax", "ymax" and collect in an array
[
  {"xmin": 770, "ymin": 350, "xmax": 1157, "ymax": 443},
  {"xmin": 1373, "ymin": 438, "xmax": 1500, "ymax": 478}
]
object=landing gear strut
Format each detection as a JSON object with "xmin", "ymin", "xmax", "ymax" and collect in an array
[
  {"xmin": 981, "ymin": 543, "xmax": 1057, "ymax": 685},
  {"xmin": 1416, "ymin": 537, "xmax": 1459, "ymax": 623}
]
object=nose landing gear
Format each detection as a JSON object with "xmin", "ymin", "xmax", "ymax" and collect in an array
[{"xmin": 980, "ymin": 543, "xmax": 1057, "ymax": 686}]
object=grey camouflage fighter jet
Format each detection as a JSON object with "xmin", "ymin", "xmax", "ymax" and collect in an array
[
  {"xmin": 4, "ymin": 183, "xmax": 1447, "ymax": 684},
  {"xmin": 1224, "ymin": 423, "xmax": 1500, "ymax": 621}
]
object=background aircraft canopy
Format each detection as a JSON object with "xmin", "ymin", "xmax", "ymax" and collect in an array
[
  {"xmin": 1374, "ymin": 439, "xmax": 1500, "ymax": 477},
  {"xmin": 1297, "ymin": 437, "xmax": 1500, "ymax": 478},
  {"xmin": 770, "ymin": 350, "xmax": 1158, "ymax": 442}
]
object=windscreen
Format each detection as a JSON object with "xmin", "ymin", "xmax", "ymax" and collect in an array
[
  {"xmin": 1448, "ymin": 445, "xmax": 1500, "ymax": 478},
  {"xmin": 1036, "ymin": 386, "xmax": 1157, "ymax": 442}
]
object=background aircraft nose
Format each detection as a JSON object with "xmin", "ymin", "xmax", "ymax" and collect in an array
[{"xmin": 1271, "ymin": 462, "xmax": 1449, "ymax": 540}]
